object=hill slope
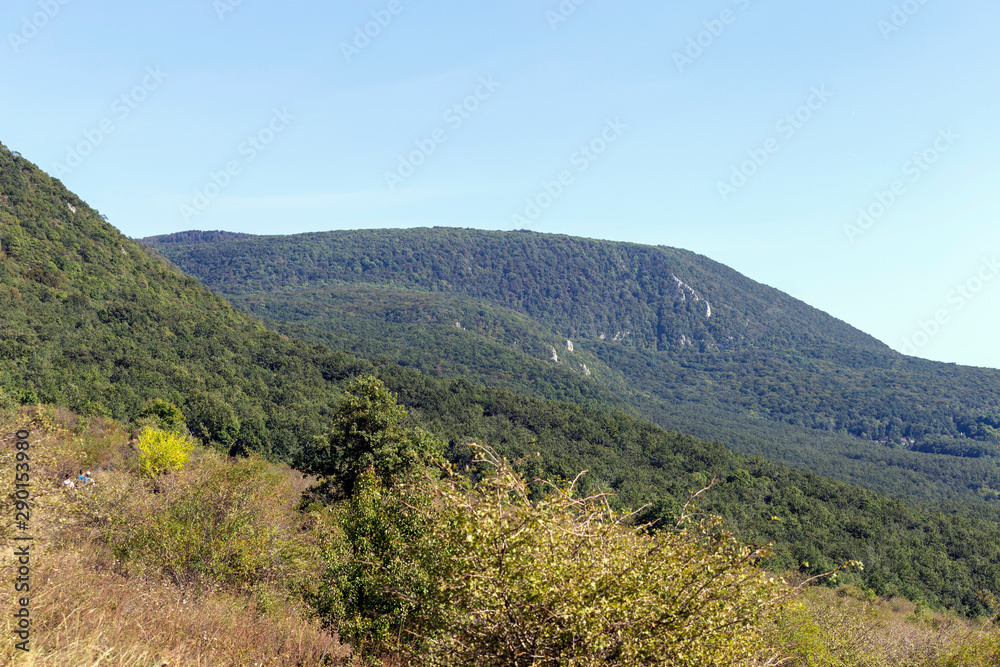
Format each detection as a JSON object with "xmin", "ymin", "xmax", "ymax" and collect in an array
[
  {"xmin": 144, "ymin": 228, "xmax": 1000, "ymax": 502},
  {"xmin": 145, "ymin": 228, "xmax": 887, "ymax": 353},
  {"xmin": 0, "ymin": 143, "xmax": 361, "ymax": 459},
  {"xmin": 9, "ymin": 141, "xmax": 1000, "ymax": 614}
]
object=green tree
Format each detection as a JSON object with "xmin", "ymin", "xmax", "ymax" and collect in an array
[
  {"xmin": 140, "ymin": 398, "xmax": 186, "ymax": 432},
  {"xmin": 306, "ymin": 375, "xmax": 444, "ymax": 497}
]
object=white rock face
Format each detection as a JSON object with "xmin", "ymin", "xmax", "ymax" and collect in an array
[
  {"xmin": 581, "ymin": 364, "xmax": 591, "ymax": 376},
  {"xmin": 67, "ymin": 203, "xmax": 77, "ymax": 213},
  {"xmin": 672, "ymin": 274, "xmax": 711, "ymax": 318},
  {"xmin": 566, "ymin": 339, "xmax": 574, "ymax": 352},
  {"xmin": 550, "ymin": 346, "xmax": 559, "ymax": 362}
]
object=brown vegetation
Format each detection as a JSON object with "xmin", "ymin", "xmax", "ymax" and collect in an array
[
  {"xmin": 0, "ymin": 406, "xmax": 348, "ymax": 666},
  {"xmin": 3, "ymin": 403, "xmax": 1000, "ymax": 665}
]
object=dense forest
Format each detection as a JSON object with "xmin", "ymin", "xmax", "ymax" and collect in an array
[
  {"xmin": 145, "ymin": 227, "xmax": 1000, "ymax": 502},
  {"xmin": 6, "ymin": 140, "xmax": 1000, "ymax": 616}
]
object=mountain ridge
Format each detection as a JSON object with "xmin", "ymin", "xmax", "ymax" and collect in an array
[{"xmin": 143, "ymin": 227, "xmax": 890, "ymax": 355}]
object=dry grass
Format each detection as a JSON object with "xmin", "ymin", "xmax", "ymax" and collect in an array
[
  {"xmin": 1, "ymin": 547, "xmax": 346, "ymax": 666},
  {"xmin": 0, "ymin": 406, "xmax": 352, "ymax": 666},
  {"xmin": 778, "ymin": 584, "xmax": 1000, "ymax": 666}
]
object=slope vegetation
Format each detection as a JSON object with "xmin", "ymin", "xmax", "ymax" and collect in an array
[{"xmin": 145, "ymin": 228, "xmax": 1000, "ymax": 502}]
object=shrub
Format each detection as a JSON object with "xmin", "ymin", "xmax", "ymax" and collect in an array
[
  {"xmin": 140, "ymin": 398, "xmax": 187, "ymax": 432},
  {"xmin": 137, "ymin": 426, "xmax": 195, "ymax": 478},
  {"xmin": 93, "ymin": 453, "xmax": 306, "ymax": 590},
  {"xmin": 310, "ymin": 467, "xmax": 439, "ymax": 659},
  {"xmin": 324, "ymin": 444, "xmax": 789, "ymax": 666}
]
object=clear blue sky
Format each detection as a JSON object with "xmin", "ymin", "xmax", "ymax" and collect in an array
[{"xmin": 3, "ymin": 0, "xmax": 999, "ymax": 368}]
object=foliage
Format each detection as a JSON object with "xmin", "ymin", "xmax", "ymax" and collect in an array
[
  {"xmin": 140, "ymin": 398, "xmax": 186, "ymax": 432},
  {"xmin": 305, "ymin": 374, "xmax": 445, "ymax": 497},
  {"xmin": 777, "ymin": 585, "xmax": 1000, "ymax": 667},
  {"xmin": 146, "ymin": 226, "xmax": 1000, "ymax": 486},
  {"xmin": 9, "ymin": 140, "xmax": 1000, "ymax": 620},
  {"xmin": 136, "ymin": 426, "xmax": 195, "ymax": 478},
  {"xmin": 90, "ymin": 451, "xmax": 302, "ymax": 589},
  {"xmin": 310, "ymin": 467, "xmax": 439, "ymax": 660},
  {"xmin": 325, "ymin": 445, "xmax": 788, "ymax": 666}
]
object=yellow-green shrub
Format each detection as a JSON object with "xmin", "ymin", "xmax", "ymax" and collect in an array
[
  {"xmin": 137, "ymin": 426, "xmax": 194, "ymax": 478},
  {"xmin": 325, "ymin": 444, "xmax": 789, "ymax": 666}
]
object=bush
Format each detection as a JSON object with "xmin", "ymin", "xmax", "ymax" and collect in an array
[
  {"xmin": 324, "ymin": 444, "xmax": 789, "ymax": 666},
  {"xmin": 140, "ymin": 398, "xmax": 187, "ymax": 432},
  {"xmin": 137, "ymin": 426, "xmax": 195, "ymax": 478},
  {"xmin": 92, "ymin": 453, "xmax": 306, "ymax": 590},
  {"xmin": 310, "ymin": 467, "xmax": 439, "ymax": 658}
]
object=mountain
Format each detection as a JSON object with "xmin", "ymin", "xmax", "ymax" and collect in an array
[
  {"xmin": 144, "ymin": 227, "xmax": 1000, "ymax": 504},
  {"xmin": 8, "ymin": 140, "xmax": 1000, "ymax": 614},
  {"xmin": 0, "ymin": 142, "xmax": 360, "ymax": 459},
  {"xmin": 145, "ymin": 228, "xmax": 885, "ymax": 353}
]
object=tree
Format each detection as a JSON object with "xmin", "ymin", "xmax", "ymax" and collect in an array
[{"xmin": 305, "ymin": 375, "xmax": 444, "ymax": 497}]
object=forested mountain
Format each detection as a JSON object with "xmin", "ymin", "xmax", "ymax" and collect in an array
[
  {"xmin": 8, "ymin": 140, "xmax": 1000, "ymax": 614},
  {"xmin": 147, "ymin": 227, "xmax": 886, "ymax": 353},
  {"xmin": 0, "ymin": 143, "xmax": 350, "ymax": 460},
  {"xmin": 144, "ymin": 227, "xmax": 1000, "ymax": 503}
]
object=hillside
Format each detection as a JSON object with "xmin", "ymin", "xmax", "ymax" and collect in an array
[
  {"xmin": 0, "ymin": 142, "xmax": 353, "ymax": 460},
  {"xmin": 8, "ymin": 140, "xmax": 1000, "ymax": 614},
  {"xmin": 144, "ymin": 228, "xmax": 1000, "ymax": 503},
  {"xmin": 145, "ymin": 228, "xmax": 886, "ymax": 353}
]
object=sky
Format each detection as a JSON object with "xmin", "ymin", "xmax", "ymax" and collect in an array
[{"xmin": 2, "ymin": 0, "xmax": 999, "ymax": 368}]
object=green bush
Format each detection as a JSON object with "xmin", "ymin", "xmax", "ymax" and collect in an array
[
  {"xmin": 310, "ymin": 467, "xmax": 439, "ymax": 658},
  {"xmin": 323, "ymin": 444, "xmax": 789, "ymax": 666},
  {"xmin": 140, "ymin": 398, "xmax": 187, "ymax": 432}
]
